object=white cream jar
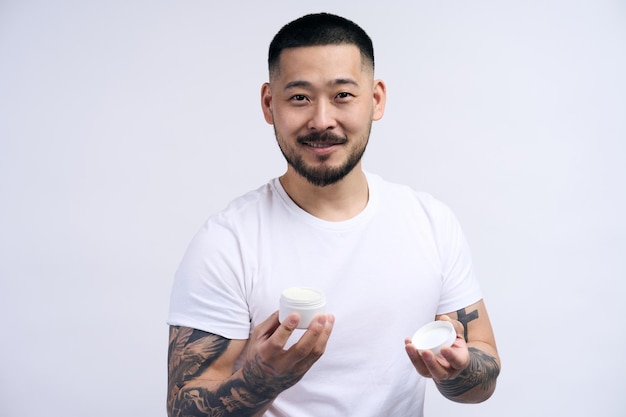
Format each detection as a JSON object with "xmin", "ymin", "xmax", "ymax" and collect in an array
[{"xmin": 279, "ymin": 287, "xmax": 326, "ymax": 329}]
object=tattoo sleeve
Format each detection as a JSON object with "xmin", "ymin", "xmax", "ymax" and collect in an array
[
  {"xmin": 435, "ymin": 347, "xmax": 501, "ymax": 402},
  {"xmin": 167, "ymin": 326, "xmax": 279, "ymax": 417}
]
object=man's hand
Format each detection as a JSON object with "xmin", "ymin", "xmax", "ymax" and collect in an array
[
  {"xmin": 242, "ymin": 311, "xmax": 335, "ymax": 398},
  {"xmin": 404, "ymin": 301, "xmax": 501, "ymax": 403},
  {"xmin": 404, "ymin": 315, "xmax": 470, "ymax": 382}
]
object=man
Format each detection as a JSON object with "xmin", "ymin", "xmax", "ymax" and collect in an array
[{"xmin": 167, "ymin": 12, "xmax": 500, "ymax": 417}]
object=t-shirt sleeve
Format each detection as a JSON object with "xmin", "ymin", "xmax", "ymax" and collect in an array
[
  {"xmin": 426, "ymin": 195, "xmax": 483, "ymax": 314},
  {"xmin": 167, "ymin": 217, "xmax": 251, "ymax": 340}
]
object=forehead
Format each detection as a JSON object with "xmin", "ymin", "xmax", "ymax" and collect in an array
[{"xmin": 271, "ymin": 44, "xmax": 372, "ymax": 83}]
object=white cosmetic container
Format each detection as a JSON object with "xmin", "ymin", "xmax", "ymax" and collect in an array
[
  {"xmin": 411, "ymin": 320, "xmax": 457, "ymax": 355},
  {"xmin": 279, "ymin": 287, "xmax": 326, "ymax": 329}
]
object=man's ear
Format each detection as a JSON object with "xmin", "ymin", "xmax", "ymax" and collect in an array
[
  {"xmin": 261, "ymin": 83, "xmax": 274, "ymax": 125},
  {"xmin": 372, "ymin": 79, "xmax": 387, "ymax": 121}
]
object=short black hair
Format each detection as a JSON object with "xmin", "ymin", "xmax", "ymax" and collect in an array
[{"xmin": 268, "ymin": 13, "xmax": 374, "ymax": 75}]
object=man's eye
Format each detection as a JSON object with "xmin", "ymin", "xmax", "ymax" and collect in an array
[
  {"xmin": 336, "ymin": 92, "xmax": 353, "ymax": 100},
  {"xmin": 291, "ymin": 95, "xmax": 308, "ymax": 102}
]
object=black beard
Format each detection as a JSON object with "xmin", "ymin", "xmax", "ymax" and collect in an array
[{"xmin": 276, "ymin": 130, "xmax": 369, "ymax": 187}]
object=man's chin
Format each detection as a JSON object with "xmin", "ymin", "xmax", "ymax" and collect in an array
[{"xmin": 296, "ymin": 165, "xmax": 353, "ymax": 187}]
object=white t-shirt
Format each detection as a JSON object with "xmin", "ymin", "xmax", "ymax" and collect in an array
[{"xmin": 168, "ymin": 172, "xmax": 482, "ymax": 417}]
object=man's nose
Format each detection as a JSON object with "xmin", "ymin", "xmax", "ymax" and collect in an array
[{"xmin": 307, "ymin": 101, "xmax": 337, "ymax": 131}]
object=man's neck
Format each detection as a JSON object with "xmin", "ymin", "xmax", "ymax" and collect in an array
[{"xmin": 279, "ymin": 167, "xmax": 369, "ymax": 222}]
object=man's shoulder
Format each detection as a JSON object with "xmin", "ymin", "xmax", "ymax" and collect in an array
[
  {"xmin": 224, "ymin": 180, "xmax": 276, "ymax": 212},
  {"xmin": 367, "ymin": 173, "xmax": 455, "ymax": 225},
  {"xmin": 368, "ymin": 172, "xmax": 437, "ymax": 205},
  {"xmin": 206, "ymin": 179, "xmax": 283, "ymax": 226}
]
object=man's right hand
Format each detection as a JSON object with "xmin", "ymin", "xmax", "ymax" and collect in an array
[{"xmin": 242, "ymin": 311, "xmax": 335, "ymax": 398}]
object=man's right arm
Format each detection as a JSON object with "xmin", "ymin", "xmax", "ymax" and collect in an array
[
  {"xmin": 167, "ymin": 312, "xmax": 334, "ymax": 417},
  {"xmin": 167, "ymin": 325, "xmax": 270, "ymax": 417}
]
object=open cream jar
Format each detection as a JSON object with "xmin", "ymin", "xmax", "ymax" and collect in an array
[{"xmin": 279, "ymin": 287, "xmax": 326, "ymax": 329}]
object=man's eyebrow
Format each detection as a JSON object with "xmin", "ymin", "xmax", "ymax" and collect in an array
[
  {"xmin": 331, "ymin": 78, "xmax": 359, "ymax": 87},
  {"xmin": 283, "ymin": 78, "xmax": 360, "ymax": 91},
  {"xmin": 284, "ymin": 80, "xmax": 311, "ymax": 90}
]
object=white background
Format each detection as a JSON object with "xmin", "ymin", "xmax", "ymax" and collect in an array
[{"xmin": 1, "ymin": 1, "xmax": 625, "ymax": 416}]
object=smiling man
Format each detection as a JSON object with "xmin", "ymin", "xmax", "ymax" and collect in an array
[
  {"xmin": 260, "ymin": 41, "xmax": 385, "ymax": 220},
  {"xmin": 262, "ymin": 42, "xmax": 385, "ymax": 192},
  {"xmin": 167, "ymin": 13, "xmax": 500, "ymax": 417}
]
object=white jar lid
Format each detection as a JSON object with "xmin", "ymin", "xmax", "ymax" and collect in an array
[{"xmin": 411, "ymin": 320, "xmax": 457, "ymax": 355}]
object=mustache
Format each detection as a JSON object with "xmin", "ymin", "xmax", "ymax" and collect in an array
[{"xmin": 297, "ymin": 131, "xmax": 348, "ymax": 145}]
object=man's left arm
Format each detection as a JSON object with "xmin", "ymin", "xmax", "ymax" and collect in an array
[{"xmin": 405, "ymin": 299, "xmax": 501, "ymax": 403}]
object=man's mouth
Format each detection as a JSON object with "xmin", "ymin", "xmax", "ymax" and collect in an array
[
  {"xmin": 305, "ymin": 141, "xmax": 336, "ymax": 148},
  {"xmin": 297, "ymin": 133, "xmax": 348, "ymax": 148}
]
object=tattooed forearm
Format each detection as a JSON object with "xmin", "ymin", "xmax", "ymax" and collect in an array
[
  {"xmin": 435, "ymin": 347, "xmax": 500, "ymax": 402},
  {"xmin": 170, "ymin": 378, "xmax": 273, "ymax": 417},
  {"xmin": 168, "ymin": 326, "xmax": 291, "ymax": 417},
  {"xmin": 168, "ymin": 352, "xmax": 302, "ymax": 417}
]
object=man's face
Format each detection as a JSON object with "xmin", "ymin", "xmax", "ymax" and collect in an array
[{"xmin": 261, "ymin": 44, "xmax": 386, "ymax": 187}]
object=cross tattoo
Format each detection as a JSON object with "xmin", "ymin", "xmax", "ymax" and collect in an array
[{"xmin": 456, "ymin": 308, "xmax": 479, "ymax": 342}]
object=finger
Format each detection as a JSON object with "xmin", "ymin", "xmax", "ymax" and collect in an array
[
  {"xmin": 404, "ymin": 338, "xmax": 431, "ymax": 377},
  {"xmin": 313, "ymin": 314, "xmax": 334, "ymax": 341},
  {"xmin": 290, "ymin": 314, "xmax": 327, "ymax": 349},
  {"xmin": 440, "ymin": 345, "xmax": 470, "ymax": 371},
  {"xmin": 269, "ymin": 312, "xmax": 301, "ymax": 346},
  {"xmin": 317, "ymin": 314, "xmax": 335, "ymax": 345},
  {"xmin": 420, "ymin": 350, "xmax": 451, "ymax": 380},
  {"xmin": 252, "ymin": 311, "xmax": 282, "ymax": 340},
  {"xmin": 307, "ymin": 314, "xmax": 335, "ymax": 360},
  {"xmin": 439, "ymin": 315, "xmax": 464, "ymax": 339},
  {"xmin": 286, "ymin": 314, "xmax": 333, "ymax": 361}
]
